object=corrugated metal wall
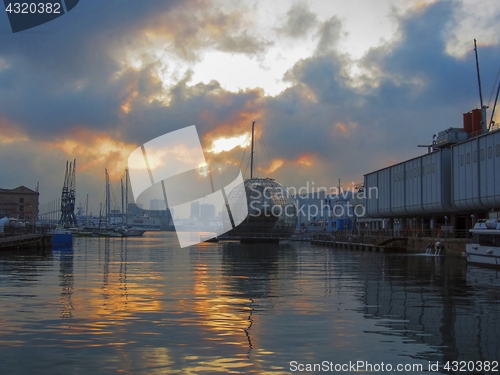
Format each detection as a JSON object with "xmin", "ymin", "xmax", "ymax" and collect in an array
[
  {"xmin": 452, "ymin": 130, "xmax": 500, "ymax": 210},
  {"xmin": 364, "ymin": 129, "xmax": 500, "ymax": 217}
]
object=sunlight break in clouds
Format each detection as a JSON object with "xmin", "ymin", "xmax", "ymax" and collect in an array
[{"xmin": 208, "ymin": 133, "xmax": 250, "ymax": 153}]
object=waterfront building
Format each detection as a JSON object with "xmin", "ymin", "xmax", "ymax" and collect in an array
[
  {"xmin": 0, "ymin": 186, "xmax": 39, "ymax": 225},
  {"xmin": 362, "ymin": 110, "xmax": 500, "ymax": 236}
]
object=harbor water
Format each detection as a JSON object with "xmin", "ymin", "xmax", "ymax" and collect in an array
[{"xmin": 0, "ymin": 232, "xmax": 499, "ymax": 374}]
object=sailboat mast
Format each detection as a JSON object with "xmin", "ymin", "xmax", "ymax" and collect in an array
[
  {"xmin": 121, "ymin": 178, "xmax": 124, "ymax": 224},
  {"xmin": 105, "ymin": 169, "xmax": 110, "ymax": 226},
  {"xmin": 250, "ymin": 121, "xmax": 255, "ymax": 179},
  {"xmin": 85, "ymin": 194, "xmax": 89, "ymax": 227},
  {"xmin": 125, "ymin": 169, "xmax": 129, "ymax": 225}
]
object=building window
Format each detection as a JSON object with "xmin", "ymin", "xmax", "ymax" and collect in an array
[
  {"xmin": 19, "ymin": 197, "xmax": 24, "ymax": 203},
  {"xmin": 496, "ymin": 144, "xmax": 500, "ymax": 157},
  {"xmin": 19, "ymin": 205, "xmax": 24, "ymax": 212},
  {"xmin": 478, "ymin": 235, "xmax": 495, "ymax": 246},
  {"xmin": 460, "ymin": 154, "xmax": 464, "ymax": 166},
  {"xmin": 467, "ymin": 152, "xmax": 471, "ymax": 164},
  {"xmin": 488, "ymin": 146, "xmax": 493, "ymax": 159}
]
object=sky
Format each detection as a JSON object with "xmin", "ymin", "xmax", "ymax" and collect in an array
[{"xmin": 1, "ymin": 0, "xmax": 500, "ymax": 216}]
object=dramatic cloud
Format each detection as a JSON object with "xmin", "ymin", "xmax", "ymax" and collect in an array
[{"xmin": 1, "ymin": 0, "xmax": 500, "ymax": 213}]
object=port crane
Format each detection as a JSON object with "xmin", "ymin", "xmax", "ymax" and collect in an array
[{"xmin": 58, "ymin": 159, "xmax": 77, "ymax": 227}]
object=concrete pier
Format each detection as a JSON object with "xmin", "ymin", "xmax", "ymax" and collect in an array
[
  {"xmin": 0, "ymin": 233, "xmax": 52, "ymax": 251},
  {"xmin": 310, "ymin": 236, "xmax": 469, "ymax": 256}
]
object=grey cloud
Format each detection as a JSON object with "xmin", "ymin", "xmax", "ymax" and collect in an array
[
  {"xmin": 216, "ymin": 32, "xmax": 273, "ymax": 55},
  {"xmin": 276, "ymin": 2, "xmax": 318, "ymax": 38},
  {"xmin": 315, "ymin": 17, "xmax": 343, "ymax": 55}
]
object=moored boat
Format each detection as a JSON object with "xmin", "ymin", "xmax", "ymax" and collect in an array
[
  {"xmin": 117, "ymin": 226, "xmax": 146, "ymax": 237},
  {"xmin": 464, "ymin": 219, "xmax": 500, "ymax": 267}
]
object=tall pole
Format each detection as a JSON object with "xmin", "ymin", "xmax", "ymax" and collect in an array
[{"xmin": 250, "ymin": 121, "xmax": 255, "ymax": 179}]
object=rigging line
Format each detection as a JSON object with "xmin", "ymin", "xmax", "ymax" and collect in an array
[
  {"xmin": 489, "ymin": 80, "xmax": 500, "ymax": 130},
  {"xmin": 259, "ymin": 135, "xmax": 279, "ymax": 181},
  {"xmin": 238, "ymin": 132, "xmax": 251, "ymax": 171},
  {"xmin": 109, "ymin": 181, "xmax": 119, "ymax": 212},
  {"xmin": 243, "ymin": 151, "xmax": 251, "ymax": 179},
  {"xmin": 488, "ymin": 63, "xmax": 500, "ymax": 106}
]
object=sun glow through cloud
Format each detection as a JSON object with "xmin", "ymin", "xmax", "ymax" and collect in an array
[{"xmin": 209, "ymin": 134, "xmax": 250, "ymax": 153}]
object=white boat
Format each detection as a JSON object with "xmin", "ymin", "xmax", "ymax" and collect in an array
[
  {"xmin": 116, "ymin": 226, "xmax": 146, "ymax": 237},
  {"xmin": 464, "ymin": 219, "xmax": 500, "ymax": 267}
]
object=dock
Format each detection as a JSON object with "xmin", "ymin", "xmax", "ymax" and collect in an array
[
  {"xmin": 312, "ymin": 239, "xmax": 391, "ymax": 252},
  {"xmin": 309, "ymin": 234, "xmax": 471, "ymax": 256},
  {"xmin": 0, "ymin": 233, "xmax": 53, "ymax": 251}
]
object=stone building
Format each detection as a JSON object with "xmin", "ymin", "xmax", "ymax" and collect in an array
[{"xmin": 0, "ymin": 186, "xmax": 39, "ymax": 224}]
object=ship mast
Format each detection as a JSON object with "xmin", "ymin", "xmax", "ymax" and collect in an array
[
  {"xmin": 250, "ymin": 121, "xmax": 255, "ymax": 179},
  {"xmin": 474, "ymin": 39, "xmax": 488, "ymax": 133}
]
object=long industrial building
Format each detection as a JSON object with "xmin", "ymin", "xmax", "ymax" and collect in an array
[{"xmin": 363, "ymin": 109, "xmax": 500, "ymax": 235}]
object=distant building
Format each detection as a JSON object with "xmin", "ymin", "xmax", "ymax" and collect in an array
[
  {"xmin": 190, "ymin": 201, "xmax": 200, "ymax": 219},
  {"xmin": 0, "ymin": 186, "xmax": 39, "ymax": 223},
  {"xmin": 200, "ymin": 203, "xmax": 215, "ymax": 220},
  {"xmin": 150, "ymin": 198, "xmax": 166, "ymax": 211}
]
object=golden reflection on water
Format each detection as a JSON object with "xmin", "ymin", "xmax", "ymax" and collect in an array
[
  {"xmin": 85, "ymin": 239, "xmax": 164, "ymax": 319},
  {"xmin": 0, "ymin": 235, "xmax": 400, "ymax": 374},
  {"xmin": 192, "ymin": 260, "xmax": 252, "ymax": 344}
]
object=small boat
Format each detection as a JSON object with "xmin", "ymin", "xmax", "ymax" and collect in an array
[
  {"xmin": 463, "ymin": 219, "xmax": 500, "ymax": 267},
  {"xmin": 122, "ymin": 230, "xmax": 145, "ymax": 237},
  {"xmin": 117, "ymin": 226, "xmax": 146, "ymax": 237},
  {"xmin": 203, "ymin": 236, "xmax": 219, "ymax": 243},
  {"xmin": 200, "ymin": 233, "xmax": 219, "ymax": 243}
]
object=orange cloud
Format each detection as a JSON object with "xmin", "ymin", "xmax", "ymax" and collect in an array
[
  {"xmin": 296, "ymin": 154, "xmax": 314, "ymax": 167},
  {"xmin": 201, "ymin": 100, "xmax": 263, "ymax": 150},
  {"xmin": 0, "ymin": 117, "xmax": 28, "ymax": 144},
  {"xmin": 265, "ymin": 159, "xmax": 284, "ymax": 174},
  {"xmin": 46, "ymin": 127, "xmax": 137, "ymax": 182},
  {"xmin": 335, "ymin": 123, "xmax": 347, "ymax": 133},
  {"xmin": 334, "ymin": 121, "xmax": 358, "ymax": 135}
]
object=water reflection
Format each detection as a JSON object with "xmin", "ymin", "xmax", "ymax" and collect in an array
[
  {"xmin": 354, "ymin": 254, "xmax": 500, "ymax": 364},
  {"xmin": 55, "ymin": 248, "xmax": 74, "ymax": 319},
  {"xmin": 0, "ymin": 234, "xmax": 499, "ymax": 374}
]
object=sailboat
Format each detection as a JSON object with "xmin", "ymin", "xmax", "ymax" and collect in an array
[{"xmin": 118, "ymin": 169, "xmax": 146, "ymax": 237}]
